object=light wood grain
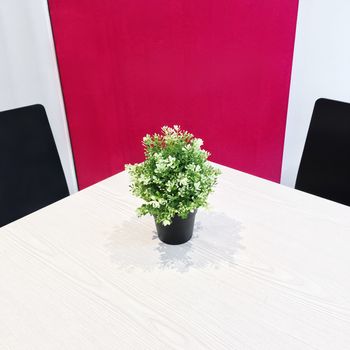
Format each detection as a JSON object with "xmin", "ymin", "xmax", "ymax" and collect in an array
[{"xmin": 0, "ymin": 163, "xmax": 350, "ymax": 349}]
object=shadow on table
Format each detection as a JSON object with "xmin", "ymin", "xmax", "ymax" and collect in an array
[{"xmin": 107, "ymin": 211, "xmax": 244, "ymax": 273}]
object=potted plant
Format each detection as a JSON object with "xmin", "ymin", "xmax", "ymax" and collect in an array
[{"xmin": 126, "ymin": 125, "xmax": 220, "ymax": 245}]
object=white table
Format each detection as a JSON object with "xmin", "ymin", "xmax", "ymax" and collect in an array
[{"xmin": 1, "ymin": 163, "xmax": 349, "ymax": 349}]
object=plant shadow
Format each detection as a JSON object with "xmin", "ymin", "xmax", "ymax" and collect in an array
[{"xmin": 107, "ymin": 211, "xmax": 244, "ymax": 273}]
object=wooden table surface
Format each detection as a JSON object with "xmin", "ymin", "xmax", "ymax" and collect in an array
[{"xmin": 0, "ymin": 163, "xmax": 349, "ymax": 349}]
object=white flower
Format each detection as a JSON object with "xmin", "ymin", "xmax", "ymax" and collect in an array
[
  {"xmin": 150, "ymin": 200, "xmax": 161, "ymax": 208},
  {"xmin": 155, "ymin": 158, "xmax": 167, "ymax": 173},
  {"xmin": 139, "ymin": 174, "xmax": 150, "ymax": 184},
  {"xmin": 167, "ymin": 155, "xmax": 176, "ymax": 167},
  {"xmin": 178, "ymin": 176, "xmax": 188, "ymax": 186},
  {"xmin": 195, "ymin": 138, "xmax": 203, "ymax": 147},
  {"xmin": 166, "ymin": 180, "xmax": 175, "ymax": 192}
]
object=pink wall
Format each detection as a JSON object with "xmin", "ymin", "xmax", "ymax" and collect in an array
[{"xmin": 49, "ymin": 0, "xmax": 298, "ymax": 189}]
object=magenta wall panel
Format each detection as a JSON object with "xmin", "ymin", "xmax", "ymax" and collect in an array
[{"xmin": 49, "ymin": 0, "xmax": 298, "ymax": 189}]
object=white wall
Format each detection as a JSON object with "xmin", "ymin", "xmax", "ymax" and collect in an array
[
  {"xmin": 0, "ymin": 0, "xmax": 77, "ymax": 193},
  {"xmin": 281, "ymin": 0, "xmax": 350, "ymax": 187}
]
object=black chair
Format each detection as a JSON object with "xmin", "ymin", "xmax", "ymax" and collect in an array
[
  {"xmin": 0, "ymin": 104, "xmax": 69, "ymax": 227},
  {"xmin": 295, "ymin": 98, "xmax": 350, "ymax": 206}
]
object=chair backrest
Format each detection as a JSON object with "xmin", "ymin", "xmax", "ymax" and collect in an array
[
  {"xmin": 295, "ymin": 98, "xmax": 350, "ymax": 206},
  {"xmin": 0, "ymin": 104, "xmax": 70, "ymax": 226}
]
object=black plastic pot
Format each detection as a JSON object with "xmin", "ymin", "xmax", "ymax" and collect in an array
[{"xmin": 155, "ymin": 210, "xmax": 197, "ymax": 245}]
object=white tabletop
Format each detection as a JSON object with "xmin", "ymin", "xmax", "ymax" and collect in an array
[{"xmin": 1, "ymin": 163, "xmax": 349, "ymax": 349}]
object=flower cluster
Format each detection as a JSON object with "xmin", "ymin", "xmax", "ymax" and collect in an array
[{"xmin": 126, "ymin": 125, "xmax": 220, "ymax": 225}]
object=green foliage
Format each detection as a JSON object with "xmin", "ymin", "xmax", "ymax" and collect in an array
[{"xmin": 126, "ymin": 125, "xmax": 221, "ymax": 225}]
